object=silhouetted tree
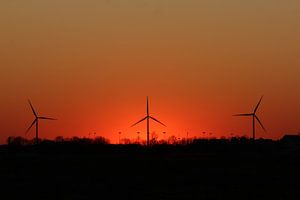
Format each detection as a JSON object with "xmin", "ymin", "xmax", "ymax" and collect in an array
[
  {"xmin": 93, "ymin": 136, "xmax": 110, "ymax": 145},
  {"xmin": 168, "ymin": 135, "xmax": 177, "ymax": 145},
  {"xmin": 158, "ymin": 139, "xmax": 168, "ymax": 145},
  {"xmin": 80, "ymin": 137, "xmax": 93, "ymax": 144},
  {"xmin": 7, "ymin": 136, "xmax": 15, "ymax": 145},
  {"xmin": 55, "ymin": 136, "xmax": 64, "ymax": 143},
  {"xmin": 121, "ymin": 138, "xmax": 131, "ymax": 144},
  {"xmin": 7, "ymin": 136, "xmax": 31, "ymax": 146},
  {"xmin": 150, "ymin": 132, "xmax": 158, "ymax": 145},
  {"xmin": 71, "ymin": 136, "xmax": 81, "ymax": 143}
]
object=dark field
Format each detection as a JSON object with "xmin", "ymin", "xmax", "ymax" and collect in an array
[{"xmin": 0, "ymin": 142, "xmax": 300, "ymax": 200}]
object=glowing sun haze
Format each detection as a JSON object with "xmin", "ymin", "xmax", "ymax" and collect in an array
[{"xmin": 0, "ymin": 0, "xmax": 300, "ymax": 143}]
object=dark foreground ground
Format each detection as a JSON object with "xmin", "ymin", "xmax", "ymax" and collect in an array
[{"xmin": 0, "ymin": 142, "xmax": 300, "ymax": 200}]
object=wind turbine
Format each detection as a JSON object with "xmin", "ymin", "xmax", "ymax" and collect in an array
[
  {"xmin": 118, "ymin": 132, "xmax": 121, "ymax": 144},
  {"xmin": 233, "ymin": 96, "xmax": 266, "ymax": 140},
  {"xmin": 137, "ymin": 131, "xmax": 140, "ymax": 143},
  {"xmin": 26, "ymin": 100, "xmax": 57, "ymax": 145},
  {"xmin": 131, "ymin": 97, "xmax": 166, "ymax": 146}
]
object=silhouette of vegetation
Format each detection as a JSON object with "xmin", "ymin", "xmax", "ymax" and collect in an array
[
  {"xmin": 120, "ymin": 138, "xmax": 132, "ymax": 144},
  {"xmin": 93, "ymin": 136, "xmax": 110, "ymax": 145},
  {"xmin": 55, "ymin": 136, "xmax": 64, "ymax": 143},
  {"xmin": 6, "ymin": 134, "xmax": 300, "ymax": 149},
  {"xmin": 7, "ymin": 136, "xmax": 36, "ymax": 146},
  {"xmin": 7, "ymin": 135, "xmax": 110, "ymax": 147},
  {"xmin": 1, "ymin": 134, "xmax": 300, "ymax": 199}
]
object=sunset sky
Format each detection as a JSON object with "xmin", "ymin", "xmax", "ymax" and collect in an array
[{"xmin": 0, "ymin": 0, "xmax": 299, "ymax": 144}]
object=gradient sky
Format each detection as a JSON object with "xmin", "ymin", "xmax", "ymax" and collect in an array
[{"xmin": 0, "ymin": 0, "xmax": 300, "ymax": 144}]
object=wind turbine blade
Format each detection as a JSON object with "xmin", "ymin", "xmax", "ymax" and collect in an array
[
  {"xmin": 39, "ymin": 117, "xmax": 57, "ymax": 120},
  {"xmin": 255, "ymin": 115, "xmax": 266, "ymax": 132},
  {"xmin": 147, "ymin": 96, "xmax": 149, "ymax": 116},
  {"xmin": 254, "ymin": 96, "xmax": 263, "ymax": 113},
  {"xmin": 150, "ymin": 116, "xmax": 166, "ymax": 127},
  {"xmin": 131, "ymin": 116, "xmax": 147, "ymax": 127},
  {"xmin": 26, "ymin": 119, "xmax": 37, "ymax": 134},
  {"xmin": 233, "ymin": 113, "xmax": 253, "ymax": 116},
  {"xmin": 28, "ymin": 100, "xmax": 37, "ymax": 117}
]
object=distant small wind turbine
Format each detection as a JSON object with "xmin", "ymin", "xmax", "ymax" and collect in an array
[
  {"xmin": 233, "ymin": 96, "xmax": 266, "ymax": 140},
  {"xmin": 137, "ymin": 131, "xmax": 140, "ymax": 143},
  {"xmin": 118, "ymin": 132, "xmax": 121, "ymax": 144},
  {"xmin": 131, "ymin": 97, "xmax": 166, "ymax": 147},
  {"xmin": 26, "ymin": 100, "xmax": 57, "ymax": 145},
  {"xmin": 163, "ymin": 131, "xmax": 166, "ymax": 140}
]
